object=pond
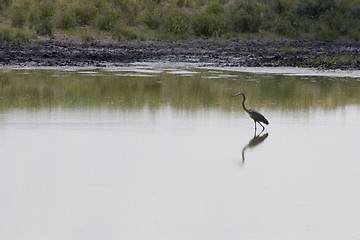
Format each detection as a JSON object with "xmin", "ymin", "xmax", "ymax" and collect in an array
[{"xmin": 1, "ymin": 65, "xmax": 360, "ymax": 240}]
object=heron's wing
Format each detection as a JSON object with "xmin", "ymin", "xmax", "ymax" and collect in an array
[{"xmin": 248, "ymin": 109, "xmax": 269, "ymax": 125}]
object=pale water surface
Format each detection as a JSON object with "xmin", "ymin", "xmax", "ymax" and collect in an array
[{"xmin": 1, "ymin": 65, "xmax": 360, "ymax": 240}]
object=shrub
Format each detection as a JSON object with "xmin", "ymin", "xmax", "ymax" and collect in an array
[
  {"xmin": 54, "ymin": 10, "xmax": 77, "ymax": 30},
  {"xmin": 96, "ymin": 14, "xmax": 113, "ymax": 32},
  {"xmin": 0, "ymin": 28, "xmax": 36, "ymax": 42},
  {"xmin": 349, "ymin": 5, "xmax": 360, "ymax": 19},
  {"xmin": 177, "ymin": 0, "xmax": 186, "ymax": 7},
  {"xmin": 313, "ymin": 27, "xmax": 339, "ymax": 41},
  {"xmin": 207, "ymin": 0, "xmax": 224, "ymax": 15},
  {"xmin": 314, "ymin": 9, "xmax": 358, "ymax": 37},
  {"xmin": 14, "ymin": 29, "xmax": 36, "ymax": 41},
  {"xmin": 351, "ymin": 31, "xmax": 360, "ymax": 42},
  {"xmin": 142, "ymin": 8, "xmax": 163, "ymax": 30},
  {"xmin": 272, "ymin": 13, "xmax": 305, "ymax": 37},
  {"xmin": 273, "ymin": 0, "xmax": 288, "ymax": 14},
  {"xmin": 3, "ymin": 0, "xmax": 360, "ymax": 41},
  {"xmin": 72, "ymin": 3, "xmax": 97, "ymax": 26},
  {"xmin": 10, "ymin": 6, "xmax": 26, "ymax": 28},
  {"xmin": 273, "ymin": 16, "xmax": 295, "ymax": 36},
  {"xmin": 95, "ymin": 8, "xmax": 120, "ymax": 31},
  {"xmin": 35, "ymin": 20, "xmax": 54, "ymax": 36},
  {"xmin": 233, "ymin": 10, "xmax": 261, "ymax": 33},
  {"xmin": 0, "ymin": 0, "xmax": 12, "ymax": 10},
  {"xmin": 112, "ymin": 25, "xmax": 138, "ymax": 40},
  {"xmin": 164, "ymin": 10, "xmax": 190, "ymax": 34},
  {"xmin": 193, "ymin": 12, "xmax": 225, "ymax": 37},
  {"xmin": 225, "ymin": 1, "xmax": 261, "ymax": 33},
  {"xmin": 118, "ymin": 1, "xmax": 140, "ymax": 26},
  {"xmin": 0, "ymin": 28, "xmax": 12, "ymax": 41},
  {"xmin": 29, "ymin": 1, "xmax": 55, "ymax": 35},
  {"xmin": 296, "ymin": 0, "xmax": 335, "ymax": 19}
]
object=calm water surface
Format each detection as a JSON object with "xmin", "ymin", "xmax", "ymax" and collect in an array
[{"xmin": 1, "ymin": 66, "xmax": 360, "ymax": 240}]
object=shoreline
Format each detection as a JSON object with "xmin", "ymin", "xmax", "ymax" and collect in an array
[
  {"xmin": 1, "ymin": 38, "xmax": 360, "ymax": 70},
  {"xmin": 4, "ymin": 64, "xmax": 360, "ymax": 79}
]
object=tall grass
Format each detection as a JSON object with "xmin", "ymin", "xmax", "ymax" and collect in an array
[
  {"xmin": 0, "ymin": 28, "xmax": 36, "ymax": 41},
  {"xmin": 1, "ymin": 0, "xmax": 360, "ymax": 41}
]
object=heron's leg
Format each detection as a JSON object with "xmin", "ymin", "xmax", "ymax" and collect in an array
[
  {"xmin": 242, "ymin": 147, "xmax": 246, "ymax": 163},
  {"xmin": 258, "ymin": 122, "xmax": 265, "ymax": 133},
  {"xmin": 254, "ymin": 120, "xmax": 257, "ymax": 131},
  {"xmin": 258, "ymin": 127, "xmax": 265, "ymax": 134}
]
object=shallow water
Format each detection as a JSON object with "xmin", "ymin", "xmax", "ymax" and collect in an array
[{"xmin": 1, "ymin": 66, "xmax": 360, "ymax": 240}]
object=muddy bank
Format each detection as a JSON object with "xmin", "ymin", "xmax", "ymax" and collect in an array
[{"xmin": 1, "ymin": 38, "xmax": 360, "ymax": 69}]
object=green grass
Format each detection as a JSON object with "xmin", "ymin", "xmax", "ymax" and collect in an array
[
  {"xmin": 1, "ymin": 0, "xmax": 360, "ymax": 41},
  {"xmin": 277, "ymin": 46, "xmax": 297, "ymax": 52},
  {"xmin": 0, "ymin": 28, "xmax": 37, "ymax": 42}
]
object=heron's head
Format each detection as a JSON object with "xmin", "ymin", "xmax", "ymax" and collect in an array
[{"xmin": 232, "ymin": 92, "xmax": 244, "ymax": 97}]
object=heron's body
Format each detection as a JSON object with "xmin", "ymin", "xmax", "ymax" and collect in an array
[{"xmin": 233, "ymin": 92, "xmax": 269, "ymax": 131}]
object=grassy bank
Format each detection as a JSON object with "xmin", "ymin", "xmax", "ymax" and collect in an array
[{"xmin": 1, "ymin": 0, "xmax": 360, "ymax": 42}]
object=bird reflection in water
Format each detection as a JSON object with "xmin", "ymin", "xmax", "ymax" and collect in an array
[{"xmin": 241, "ymin": 131, "xmax": 269, "ymax": 164}]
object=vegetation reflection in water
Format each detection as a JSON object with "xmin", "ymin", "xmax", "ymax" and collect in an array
[{"xmin": 1, "ymin": 68, "xmax": 360, "ymax": 112}]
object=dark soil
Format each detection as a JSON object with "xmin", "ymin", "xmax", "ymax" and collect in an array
[{"xmin": 1, "ymin": 37, "xmax": 360, "ymax": 69}]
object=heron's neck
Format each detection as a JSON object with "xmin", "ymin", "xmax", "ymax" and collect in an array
[{"xmin": 242, "ymin": 95, "xmax": 248, "ymax": 112}]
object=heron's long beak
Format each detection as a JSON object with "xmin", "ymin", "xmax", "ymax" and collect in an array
[{"xmin": 232, "ymin": 92, "xmax": 242, "ymax": 97}]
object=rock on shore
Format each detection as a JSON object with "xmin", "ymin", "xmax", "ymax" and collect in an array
[{"xmin": 1, "ymin": 37, "xmax": 360, "ymax": 69}]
